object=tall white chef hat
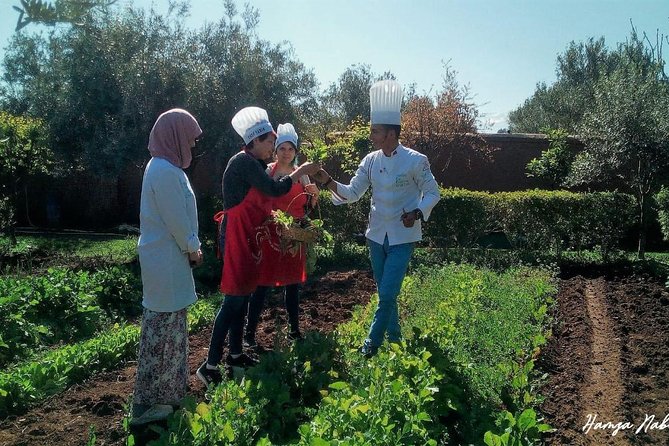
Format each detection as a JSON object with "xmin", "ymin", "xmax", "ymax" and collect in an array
[
  {"xmin": 369, "ymin": 80, "xmax": 402, "ymax": 125},
  {"xmin": 231, "ymin": 106, "xmax": 275, "ymax": 144},
  {"xmin": 275, "ymin": 123, "xmax": 299, "ymax": 149}
]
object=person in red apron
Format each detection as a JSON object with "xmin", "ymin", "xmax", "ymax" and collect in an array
[
  {"xmin": 244, "ymin": 123, "xmax": 319, "ymax": 347},
  {"xmin": 197, "ymin": 107, "xmax": 320, "ymax": 386}
]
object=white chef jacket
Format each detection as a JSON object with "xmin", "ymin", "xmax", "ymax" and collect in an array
[
  {"xmin": 138, "ymin": 157, "xmax": 201, "ymax": 312},
  {"xmin": 331, "ymin": 144, "xmax": 441, "ymax": 246}
]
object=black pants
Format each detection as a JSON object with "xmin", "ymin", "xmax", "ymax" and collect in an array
[
  {"xmin": 206, "ymin": 294, "xmax": 249, "ymax": 364},
  {"xmin": 246, "ymin": 284, "xmax": 300, "ymax": 340}
]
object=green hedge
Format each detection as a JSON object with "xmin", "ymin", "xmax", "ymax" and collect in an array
[
  {"xmin": 487, "ymin": 190, "xmax": 635, "ymax": 256},
  {"xmin": 318, "ymin": 190, "xmax": 371, "ymax": 243},
  {"xmin": 655, "ymin": 186, "xmax": 669, "ymax": 242},
  {"xmin": 425, "ymin": 189, "xmax": 495, "ymax": 248},
  {"xmin": 319, "ymin": 188, "xmax": 636, "ymax": 257}
]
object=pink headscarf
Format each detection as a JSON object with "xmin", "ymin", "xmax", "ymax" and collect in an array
[{"xmin": 148, "ymin": 108, "xmax": 202, "ymax": 169}]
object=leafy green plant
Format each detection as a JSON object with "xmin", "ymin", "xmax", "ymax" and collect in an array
[
  {"xmin": 484, "ymin": 409, "xmax": 552, "ymax": 446},
  {"xmin": 0, "ymin": 266, "xmax": 141, "ymax": 366},
  {"xmin": 0, "ymin": 295, "xmax": 220, "ymax": 418},
  {"xmin": 299, "ymin": 345, "xmax": 445, "ymax": 445},
  {"xmin": 0, "ymin": 112, "xmax": 53, "ymax": 244},
  {"xmin": 654, "ymin": 185, "xmax": 669, "ymax": 242},
  {"xmin": 301, "ymin": 139, "xmax": 329, "ymax": 163},
  {"xmin": 146, "ymin": 264, "xmax": 555, "ymax": 445},
  {"xmin": 526, "ymin": 128, "xmax": 575, "ymax": 188}
]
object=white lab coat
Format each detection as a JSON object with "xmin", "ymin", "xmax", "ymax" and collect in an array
[
  {"xmin": 138, "ymin": 157, "xmax": 200, "ymax": 312},
  {"xmin": 331, "ymin": 144, "xmax": 441, "ymax": 246}
]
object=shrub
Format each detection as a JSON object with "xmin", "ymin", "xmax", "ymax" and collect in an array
[
  {"xmin": 318, "ymin": 187, "xmax": 636, "ymax": 259},
  {"xmin": 654, "ymin": 186, "xmax": 669, "ymax": 242},
  {"xmin": 425, "ymin": 188, "xmax": 494, "ymax": 248}
]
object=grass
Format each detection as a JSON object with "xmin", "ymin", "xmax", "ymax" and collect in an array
[
  {"xmin": 1, "ymin": 234, "xmax": 139, "ymax": 265},
  {"xmin": 0, "ymin": 234, "xmax": 137, "ymax": 270}
]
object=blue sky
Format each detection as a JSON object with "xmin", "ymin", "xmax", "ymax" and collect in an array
[{"xmin": 1, "ymin": 0, "xmax": 669, "ymax": 131}]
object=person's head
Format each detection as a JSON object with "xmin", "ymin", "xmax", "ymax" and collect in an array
[
  {"xmin": 231, "ymin": 106, "xmax": 277, "ymax": 160},
  {"xmin": 274, "ymin": 123, "xmax": 299, "ymax": 166},
  {"xmin": 246, "ymin": 132, "xmax": 276, "ymax": 161},
  {"xmin": 369, "ymin": 124, "xmax": 401, "ymax": 151},
  {"xmin": 148, "ymin": 108, "xmax": 202, "ymax": 169},
  {"xmin": 369, "ymin": 80, "xmax": 402, "ymax": 151}
]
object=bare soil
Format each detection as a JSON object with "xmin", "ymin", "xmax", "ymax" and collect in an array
[
  {"xmin": 0, "ymin": 269, "xmax": 376, "ymax": 446},
  {"xmin": 539, "ymin": 272, "xmax": 669, "ymax": 445}
]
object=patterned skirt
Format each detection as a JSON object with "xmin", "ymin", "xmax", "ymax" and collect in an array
[{"xmin": 133, "ymin": 307, "xmax": 189, "ymax": 406}]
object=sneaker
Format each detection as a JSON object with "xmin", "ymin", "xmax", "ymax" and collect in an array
[
  {"xmin": 196, "ymin": 361, "xmax": 223, "ymax": 387},
  {"xmin": 287, "ymin": 330, "xmax": 303, "ymax": 341},
  {"xmin": 226, "ymin": 353, "xmax": 259, "ymax": 369},
  {"xmin": 130, "ymin": 404, "xmax": 173, "ymax": 425},
  {"xmin": 359, "ymin": 343, "xmax": 379, "ymax": 359}
]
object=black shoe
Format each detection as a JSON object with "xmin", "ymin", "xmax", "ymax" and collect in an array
[
  {"xmin": 196, "ymin": 361, "xmax": 223, "ymax": 386},
  {"xmin": 226, "ymin": 353, "xmax": 259, "ymax": 369},
  {"xmin": 130, "ymin": 404, "xmax": 173, "ymax": 425},
  {"xmin": 359, "ymin": 344, "xmax": 379, "ymax": 359},
  {"xmin": 243, "ymin": 335, "xmax": 257, "ymax": 348},
  {"xmin": 287, "ymin": 330, "xmax": 303, "ymax": 341}
]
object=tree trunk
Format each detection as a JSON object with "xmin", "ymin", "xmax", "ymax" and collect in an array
[
  {"xmin": 24, "ymin": 183, "xmax": 35, "ymax": 227},
  {"xmin": 637, "ymin": 192, "xmax": 647, "ymax": 260}
]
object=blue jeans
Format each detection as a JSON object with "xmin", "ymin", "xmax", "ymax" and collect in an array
[{"xmin": 365, "ymin": 235, "xmax": 415, "ymax": 349}]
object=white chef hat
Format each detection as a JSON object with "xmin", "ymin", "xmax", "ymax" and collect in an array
[
  {"xmin": 369, "ymin": 80, "xmax": 402, "ymax": 125},
  {"xmin": 275, "ymin": 123, "xmax": 299, "ymax": 149},
  {"xmin": 231, "ymin": 106, "xmax": 275, "ymax": 144}
]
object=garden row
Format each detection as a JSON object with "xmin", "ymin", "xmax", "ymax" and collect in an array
[
  {"xmin": 0, "ymin": 294, "xmax": 221, "ymax": 418},
  {"xmin": 0, "ymin": 266, "xmax": 141, "ymax": 367},
  {"xmin": 146, "ymin": 263, "xmax": 555, "ymax": 445},
  {"xmin": 320, "ymin": 188, "xmax": 644, "ymax": 257}
]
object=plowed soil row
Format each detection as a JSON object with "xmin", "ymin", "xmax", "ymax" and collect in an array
[{"xmin": 540, "ymin": 274, "xmax": 669, "ymax": 445}]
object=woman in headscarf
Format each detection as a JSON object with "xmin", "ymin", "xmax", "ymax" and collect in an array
[
  {"xmin": 131, "ymin": 108, "xmax": 203, "ymax": 425},
  {"xmin": 244, "ymin": 123, "xmax": 319, "ymax": 347},
  {"xmin": 197, "ymin": 107, "xmax": 320, "ymax": 386}
]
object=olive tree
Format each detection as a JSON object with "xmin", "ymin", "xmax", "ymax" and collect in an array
[
  {"xmin": 10, "ymin": 0, "xmax": 118, "ymax": 31},
  {"xmin": 2, "ymin": 1, "xmax": 318, "ymax": 176},
  {"xmin": 568, "ymin": 42, "xmax": 669, "ymax": 259}
]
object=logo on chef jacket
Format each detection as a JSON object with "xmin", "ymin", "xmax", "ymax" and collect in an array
[{"xmin": 395, "ymin": 174, "xmax": 410, "ymax": 188}]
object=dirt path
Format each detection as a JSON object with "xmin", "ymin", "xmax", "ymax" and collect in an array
[
  {"xmin": 0, "ymin": 270, "xmax": 376, "ymax": 446},
  {"xmin": 580, "ymin": 279, "xmax": 630, "ymax": 446},
  {"xmin": 540, "ymin": 274, "xmax": 669, "ymax": 445}
]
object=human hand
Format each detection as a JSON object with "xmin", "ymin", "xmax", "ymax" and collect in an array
[
  {"xmin": 304, "ymin": 183, "xmax": 319, "ymax": 205},
  {"xmin": 297, "ymin": 161, "xmax": 322, "ymax": 177},
  {"xmin": 304, "ymin": 183, "xmax": 318, "ymax": 195},
  {"xmin": 311, "ymin": 169, "xmax": 330, "ymax": 185},
  {"xmin": 189, "ymin": 249, "xmax": 204, "ymax": 268},
  {"xmin": 401, "ymin": 209, "xmax": 417, "ymax": 228}
]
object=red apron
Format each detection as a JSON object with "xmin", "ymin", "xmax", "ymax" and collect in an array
[
  {"xmin": 219, "ymin": 187, "xmax": 274, "ymax": 295},
  {"xmin": 256, "ymin": 167, "xmax": 309, "ymax": 287}
]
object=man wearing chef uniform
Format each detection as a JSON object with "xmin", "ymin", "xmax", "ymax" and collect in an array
[{"xmin": 314, "ymin": 79, "xmax": 441, "ymax": 358}]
